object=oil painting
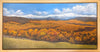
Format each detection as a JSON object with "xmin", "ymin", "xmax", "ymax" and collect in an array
[{"xmin": 3, "ymin": 3, "xmax": 97, "ymax": 49}]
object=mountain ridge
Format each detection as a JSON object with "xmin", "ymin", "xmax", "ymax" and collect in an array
[{"xmin": 3, "ymin": 16, "xmax": 97, "ymax": 24}]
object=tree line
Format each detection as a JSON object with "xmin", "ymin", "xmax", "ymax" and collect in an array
[{"xmin": 3, "ymin": 28, "xmax": 97, "ymax": 45}]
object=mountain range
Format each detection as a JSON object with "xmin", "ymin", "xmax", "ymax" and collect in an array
[{"xmin": 3, "ymin": 16, "xmax": 97, "ymax": 24}]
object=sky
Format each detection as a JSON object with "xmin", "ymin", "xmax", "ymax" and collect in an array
[{"xmin": 3, "ymin": 3, "xmax": 97, "ymax": 19}]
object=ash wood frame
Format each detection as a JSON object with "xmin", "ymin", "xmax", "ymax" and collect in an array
[{"xmin": 0, "ymin": 0, "xmax": 100, "ymax": 52}]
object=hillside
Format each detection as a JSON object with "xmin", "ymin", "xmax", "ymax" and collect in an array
[
  {"xmin": 3, "ymin": 16, "xmax": 31, "ymax": 24},
  {"xmin": 3, "ymin": 16, "xmax": 97, "ymax": 49},
  {"xmin": 3, "ymin": 16, "xmax": 97, "ymax": 23},
  {"xmin": 72, "ymin": 17, "xmax": 97, "ymax": 22}
]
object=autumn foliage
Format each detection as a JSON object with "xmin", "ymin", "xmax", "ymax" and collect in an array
[{"xmin": 3, "ymin": 20, "xmax": 97, "ymax": 45}]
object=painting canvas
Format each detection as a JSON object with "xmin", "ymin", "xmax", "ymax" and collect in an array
[{"xmin": 3, "ymin": 3, "xmax": 97, "ymax": 49}]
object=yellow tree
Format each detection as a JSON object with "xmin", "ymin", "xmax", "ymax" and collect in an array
[
  {"xmin": 69, "ymin": 37, "xmax": 75, "ymax": 43},
  {"xmin": 18, "ymin": 30, "xmax": 24, "ymax": 36},
  {"xmin": 38, "ymin": 29, "xmax": 47, "ymax": 36},
  {"xmin": 3, "ymin": 29, "xmax": 8, "ymax": 35},
  {"xmin": 28, "ymin": 29, "xmax": 34, "ymax": 36},
  {"xmin": 75, "ymin": 36, "xmax": 82, "ymax": 42},
  {"xmin": 34, "ymin": 29, "xmax": 38, "ymax": 35},
  {"xmin": 18, "ymin": 30, "xmax": 27, "ymax": 37},
  {"xmin": 58, "ymin": 34, "xmax": 64, "ymax": 41},
  {"xmin": 12, "ymin": 30, "xmax": 17, "ymax": 36},
  {"xmin": 47, "ymin": 29, "xmax": 58, "ymax": 36},
  {"xmin": 24, "ymin": 31, "xmax": 31, "ymax": 38},
  {"xmin": 8, "ymin": 30, "xmax": 17, "ymax": 36}
]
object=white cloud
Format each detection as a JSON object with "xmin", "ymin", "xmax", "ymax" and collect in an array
[
  {"xmin": 72, "ymin": 3, "xmax": 96, "ymax": 15},
  {"xmin": 53, "ymin": 3, "xmax": 96, "ymax": 15},
  {"xmin": 3, "ymin": 8, "xmax": 24, "ymax": 16},
  {"xmin": 34, "ymin": 11, "xmax": 48, "ymax": 15},
  {"xmin": 86, "ymin": 3, "xmax": 96, "ymax": 14},
  {"xmin": 35, "ymin": 11, "xmax": 42, "ymax": 15},
  {"xmin": 3, "ymin": 8, "xmax": 10, "ymax": 15},
  {"xmin": 48, "ymin": 13, "xmax": 96, "ymax": 18},
  {"xmin": 15, "ymin": 10, "xmax": 24, "ymax": 15},
  {"xmin": 75, "ymin": 14, "xmax": 96, "ymax": 17},
  {"xmin": 52, "ymin": 3, "xmax": 96, "ymax": 17},
  {"xmin": 72, "ymin": 5, "xmax": 86, "ymax": 13},
  {"xmin": 54, "ymin": 8, "xmax": 61, "ymax": 14},
  {"xmin": 43, "ymin": 11, "xmax": 48, "ymax": 15},
  {"xmin": 7, "ymin": 13, "xmax": 96, "ymax": 19},
  {"xmin": 62, "ymin": 8, "xmax": 72, "ymax": 13}
]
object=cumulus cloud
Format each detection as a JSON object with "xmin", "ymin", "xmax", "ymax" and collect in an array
[
  {"xmin": 3, "ymin": 8, "xmax": 24, "ymax": 16},
  {"xmin": 72, "ymin": 3, "xmax": 96, "ymax": 15},
  {"xmin": 48, "ymin": 13, "xmax": 96, "ymax": 18},
  {"xmin": 54, "ymin": 8, "xmax": 61, "ymax": 14},
  {"xmin": 34, "ymin": 11, "xmax": 48, "ymax": 15},
  {"xmin": 43, "ymin": 11, "xmax": 48, "ymax": 15},
  {"xmin": 62, "ymin": 8, "xmax": 72, "ymax": 13},
  {"xmin": 53, "ymin": 3, "xmax": 96, "ymax": 15},
  {"xmin": 15, "ymin": 10, "xmax": 24, "ymax": 15},
  {"xmin": 3, "ymin": 3, "xmax": 97, "ymax": 19},
  {"xmin": 3, "ymin": 8, "xmax": 10, "ymax": 15},
  {"xmin": 35, "ymin": 11, "xmax": 42, "ymax": 15}
]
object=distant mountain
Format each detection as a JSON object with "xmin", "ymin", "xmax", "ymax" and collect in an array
[
  {"xmin": 32, "ymin": 17, "xmax": 60, "ymax": 20},
  {"xmin": 72, "ymin": 17, "xmax": 97, "ymax": 22},
  {"xmin": 32, "ymin": 17, "xmax": 97, "ymax": 22},
  {"xmin": 3, "ymin": 16, "xmax": 97, "ymax": 24}
]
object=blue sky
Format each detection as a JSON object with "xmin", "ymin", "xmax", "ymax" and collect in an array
[{"xmin": 3, "ymin": 3, "xmax": 97, "ymax": 19}]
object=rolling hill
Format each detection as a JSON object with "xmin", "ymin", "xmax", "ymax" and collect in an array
[
  {"xmin": 72, "ymin": 17, "xmax": 97, "ymax": 22},
  {"xmin": 3, "ymin": 16, "xmax": 97, "ymax": 24},
  {"xmin": 3, "ymin": 16, "xmax": 31, "ymax": 24}
]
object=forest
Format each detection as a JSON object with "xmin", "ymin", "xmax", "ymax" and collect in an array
[{"xmin": 3, "ymin": 16, "xmax": 97, "ymax": 45}]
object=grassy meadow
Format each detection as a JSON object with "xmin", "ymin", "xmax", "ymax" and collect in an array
[{"xmin": 3, "ymin": 37, "xmax": 97, "ymax": 49}]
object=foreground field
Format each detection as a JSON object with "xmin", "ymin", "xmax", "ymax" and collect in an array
[{"xmin": 3, "ymin": 37, "xmax": 97, "ymax": 49}]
